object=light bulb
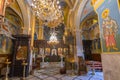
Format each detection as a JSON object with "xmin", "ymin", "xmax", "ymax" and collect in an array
[{"xmin": 57, "ymin": 1, "xmax": 60, "ymax": 4}]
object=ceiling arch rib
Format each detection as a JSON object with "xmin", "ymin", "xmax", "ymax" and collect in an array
[
  {"xmin": 16, "ymin": 0, "xmax": 31, "ymax": 34},
  {"xmin": 75, "ymin": 0, "xmax": 89, "ymax": 29},
  {"xmin": 5, "ymin": 7, "xmax": 23, "ymax": 27},
  {"xmin": 8, "ymin": 0, "xmax": 23, "ymax": 22},
  {"xmin": 80, "ymin": 11, "xmax": 97, "ymax": 28},
  {"xmin": 65, "ymin": 0, "xmax": 73, "ymax": 9}
]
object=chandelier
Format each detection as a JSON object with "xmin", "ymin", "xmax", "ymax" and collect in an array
[
  {"xmin": 47, "ymin": 29, "xmax": 59, "ymax": 45},
  {"xmin": 31, "ymin": 0, "xmax": 64, "ymax": 28}
]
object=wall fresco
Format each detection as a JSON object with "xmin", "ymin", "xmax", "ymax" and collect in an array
[
  {"xmin": 0, "ymin": 35, "xmax": 12, "ymax": 54},
  {"xmin": 93, "ymin": 0, "xmax": 120, "ymax": 52}
]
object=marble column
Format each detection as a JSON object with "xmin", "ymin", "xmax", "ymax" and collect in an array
[
  {"xmin": 75, "ymin": 30, "xmax": 84, "ymax": 58},
  {"xmin": 101, "ymin": 53, "xmax": 120, "ymax": 80},
  {"xmin": 75, "ymin": 30, "xmax": 85, "ymax": 75}
]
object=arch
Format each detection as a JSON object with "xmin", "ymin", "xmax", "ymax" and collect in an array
[
  {"xmin": 5, "ymin": 7, "xmax": 23, "ymax": 27},
  {"xmin": 70, "ymin": 0, "xmax": 89, "ymax": 58},
  {"xmin": 74, "ymin": 0, "xmax": 89, "ymax": 29},
  {"xmin": 16, "ymin": 0, "xmax": 31, "ymax": 34}
]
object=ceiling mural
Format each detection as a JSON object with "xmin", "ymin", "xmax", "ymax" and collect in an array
[
  {"xmin": 80, "ymin": 0, "xmax": 94, "ymax": 22},
  {"xmin": 80, "ymin": 12, "xmax": 98, "ymax": 30},
  {"xmin": 80, "ymin": 0, "xmax": 99, "ymax": 41}
]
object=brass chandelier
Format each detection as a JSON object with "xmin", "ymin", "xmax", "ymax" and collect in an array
[
  {"xmin": 47, "ymin": 29, "xmax": 59, "ymax": 45},
  {"xmin": 31, "ymin": 0, "xmax": 64, "ymax": 28}
]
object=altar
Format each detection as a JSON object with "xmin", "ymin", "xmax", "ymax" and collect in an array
[
  {"xmin": 40, "ymin": 62, "xmax": 65, "ymax": 68},
  {"xmin": 44, "ymin": 55, "xmax": 61, "ymax": 62},
  {"xmin": 32, "ymin": 40, "xmax": 69, "ymax": 69}
]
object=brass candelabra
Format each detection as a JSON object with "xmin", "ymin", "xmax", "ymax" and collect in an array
[
  {"xmin": 21, "ymin": 60, "xmax": 28, "ymax": 80},
  {"xmin": 71, "ymin": 59, "xmax": 75, "ymax": 76},
  {"xmin": 4, "ymin": 59, "xmax": 11, "ymax": 80}
]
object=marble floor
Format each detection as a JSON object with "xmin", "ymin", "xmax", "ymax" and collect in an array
[{"xmin": 0, "ymin": 62, "xmax": 104, "ymax": 80}]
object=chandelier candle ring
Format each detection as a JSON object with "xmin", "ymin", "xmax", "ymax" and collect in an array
[{"xmin": 31, "ymin": 0, "xmax": 64, "ymax": 28}]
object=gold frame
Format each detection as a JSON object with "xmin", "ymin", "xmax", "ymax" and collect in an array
[
  {"xmin": 45, "ymin": 48, "xmax": 50, "ymax": 55},
  {"xmin": 16, "ymin": 46, "xmax": 27, "ymax": 60}
]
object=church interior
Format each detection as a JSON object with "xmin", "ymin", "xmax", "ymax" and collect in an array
[{"xmin": 0, "ymin": 0, "xmax": 120, "ymax": 80}]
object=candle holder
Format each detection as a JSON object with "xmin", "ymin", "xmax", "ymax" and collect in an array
[
  {"xmin": 91, "ymin": 62, "xmax": 95, "ymax": 75},
  {"xmin": 91, "ymin": 68, "xmax": 95, "ymax": 75},
  {"xmin": 70, "ymin": 59, "xmax": 75, "ymax": 76},
  {"xmin": 21, "ymin": 60, "xmax": 28, "ymax": 80},
  {"xmin": 60, "ymin": 54, "xmax": 64, "ymax": 68},
  {"xmin": 4, "ymin": 59, "xmax": 11, "ymax": 80},
  {"xmin": 41, "ymin": 54, "xmax": 46, "ymax": 68}
]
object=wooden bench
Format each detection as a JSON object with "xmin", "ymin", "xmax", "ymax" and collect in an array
[{"xmin": 86, "ymin": 61, "xmax": 102, "ymax": 71}]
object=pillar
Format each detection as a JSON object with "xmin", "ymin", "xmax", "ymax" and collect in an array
[
  {"xmin": 75, "ymin": 30, "xmax": 86, "ymax": 75},
  {"xmin": 38, "ymin": 26, "xmax": 44, "ymax": 40},
  {"xmin": 30, "ymin": 13, "xmax": 35, "ymax": 47},
  {"xmin": 0, "ymin": 0, "xmax": 7, "ymax": 16},
  {"xmin": 91, "ymin": 0, "xmax": 120, "ymax": 80},
  {"xmin": 0, "ymin": 0, "xmax": 7, "ymax": 22},
  {"xmin": 75, "ymin": 30, "xmax": 84, "ymax": 58}
]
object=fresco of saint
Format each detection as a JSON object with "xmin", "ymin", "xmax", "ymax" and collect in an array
[{"xmin": 102, "ymin": 8, "xmax": 119, "ymax": 51}]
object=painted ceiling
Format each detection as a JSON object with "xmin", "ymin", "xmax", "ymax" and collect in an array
[{"xmin": 80, "ymin": 0, "xmax": 94, "ymax": 22}]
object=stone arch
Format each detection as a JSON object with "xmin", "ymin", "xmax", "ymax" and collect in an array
[
  {"xmin": 74, "ymin": 0, "xmax": 89, "ymax": 28},
  {"xmin": 71, "ymin": 0, "xmax": 89, "ymax": 58},
  {"xmin": 16, "ymin": 0, "xmax": 31, "ymax": 34}
]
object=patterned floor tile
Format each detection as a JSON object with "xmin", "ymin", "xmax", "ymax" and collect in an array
[
  {"xmin": 45, "ymin": 77, "xmax": 57, "ymax": 80},
  {"xmin": 54, "ymin": 74, "xmax": 65, "ymax": 78},
  {"xmin": 28, "ymin": 77, "xmax": 41, "ymax": 80},
  {"xmin": 36, "ymin": 74, "xmax": 48, "ymax": 79},
  {"xmin": 2, "ymin": 62, "xmax": 104, "ymax": 80},
  {"xmin": 61, "ymin": 76, "xmax": 75, "ymax": 80}
]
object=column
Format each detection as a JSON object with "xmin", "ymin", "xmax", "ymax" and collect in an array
[
  {"xmin": 29, "ymin": 12, "xmax": 35, "ymax": 73},
  {"xmin": 91, "ymin": 0, "xmax": 120, "ymax": 80},
  {"xmin": 0, "ymin": 0, "xmax": 7, "ymax": 17},
  {"xmin": 30, "ymin": 14, "xmax": 35, "ymax": 47},
  {"xmin": 38, "ymin": 26, "xmax": 44, "ymax": 40},
  {"xmin": 75, "ymin": 29, "xmax": 86, "ymax": 75},
  {"xmin": 75, "ymin": 30, "xmax": 84, "ymax": 58}
]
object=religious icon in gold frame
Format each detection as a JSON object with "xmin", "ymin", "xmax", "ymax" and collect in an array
[
  {"xmin": 16, "ymin": 46, "xmax": 27, "ymax": 60},
  {"xmin": 58, "ymin": 48, "xmax": 62, "ymax": 56},
  {"xmin": 45, "ymin": 48, "xmax": 50, "ymax": 55}
]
